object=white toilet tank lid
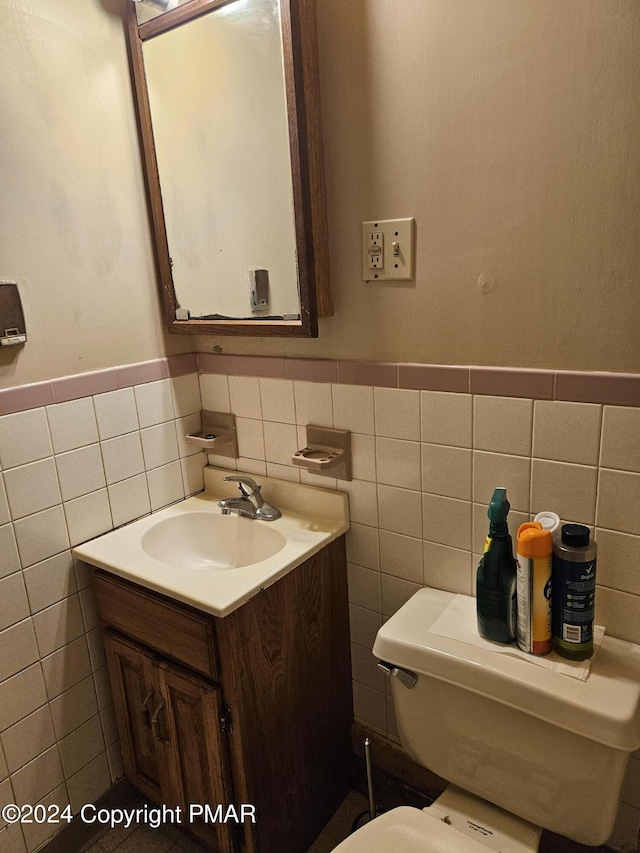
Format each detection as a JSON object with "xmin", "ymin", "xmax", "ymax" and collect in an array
[
  {"xmin": 334, "ymin": 806, "xmax": 491, "ymax": 853},
  {"xmin": 373, "ymin": 588, "xmax": 640, "ymax": 752}
]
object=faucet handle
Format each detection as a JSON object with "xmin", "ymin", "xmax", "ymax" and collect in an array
[{"xmin": 223, "ymin": 475, "xmax": 259, "ymax": 497}]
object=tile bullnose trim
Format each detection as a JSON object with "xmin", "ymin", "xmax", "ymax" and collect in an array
[
  {"xmin": 284, "ymin": 358, "xmax": 338, "ymax": 383},
  {"xmin": 116, "ymin": 359, "xmax": 169, "ymax": 388},
  {"xmin": 53, "ymin": 368, "xmax": 117, "ymax": 403},
  {"xmin": 167, "ymin": 351, "xmax": 199, "ymax": 377},
  {"xmin": 197, "ymin": 352, "xmax": 286, "ymax": 377},
  {"xmin": 0, "ymin": 355, "xmax": 200, "ymax": 416},
  {"xmin": 0, "ymin": 380, "xmax": 55, "ymax": 415},
  {"xmin": 555, "ymin": 371, "xmax": 640, "ymax": 407},
  {"xmin": 3, "ymin": 355, "xmax": 640, "ymax": 417},
  {"xmin": 338, "ymin": 360, "xmax": 398, "ymax": 388},
  {"xmin": 399, "ymin": 363, "xmax": 469, "ymax": 393},
  {"xmin": 470, "ymin": 366, "xmax": 554, "ymax": 400}
]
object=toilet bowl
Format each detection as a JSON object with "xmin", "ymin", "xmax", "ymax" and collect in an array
[
  {"xmin": 334, "ymin": 805, "xmax": 499, "ymax": 853},
  {"xmin": 335, "ymin": 786, "xmax": 542, "ymax": 853},
  {"xmin": 337, "ymin": 587, "xmax": 640, "ymax": 852}
]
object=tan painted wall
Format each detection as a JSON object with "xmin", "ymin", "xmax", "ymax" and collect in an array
[
  {"xmin": 0, "ymin": 0, "xmax": 190, "ymax": 390},
  {"xmin": 1, "ymin": 1, "xmax": 638, "ymax": 387},
  {"xmin": 197, "ymin": 0, "xmax": 640, "ymax": 372}
]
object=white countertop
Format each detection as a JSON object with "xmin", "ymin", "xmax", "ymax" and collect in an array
[{"xmin": 73, "ymin": 467, "xmax": 350, "ymax": 618}]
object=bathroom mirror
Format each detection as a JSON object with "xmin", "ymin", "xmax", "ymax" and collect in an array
[{"xmin": 125, "ymin": 0, "xmax": 332, "ymax": 337}]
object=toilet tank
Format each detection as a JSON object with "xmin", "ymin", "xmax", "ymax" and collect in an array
[{"xmin": 373, "ymin": 588, "xmax": 640, "ymax": 847}]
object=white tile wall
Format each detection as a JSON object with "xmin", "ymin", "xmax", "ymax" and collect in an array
[
  {"xmin": 2, "ymin": 367, "xmax": 639, "ymax": 851},
  {"xmin": 59, "ymin": 715, "xmax": 105, "ymax": 778},
  {"xmin": 4, "ymin": 458, "xmax": 62, "ymax": 519},
  {"xmin": 379, "ymin": 485, "xmax": 423, "ymax": 538},
  {"xmin": 0, "ymin": 574, "xmax": 30, "ymax": 631},
  {"xmin": 0, "ymin": 822, "xmax": 27, "ymax": 853},
  {"xmin": 228, "ymin": 376, "xmax": 261, "ymax": 418},
  {"xmin": 533, "ymin": 400, "xmax": 602, "ymax": 466},
  {"xmin": 0, "ymin": 738, "xmax": 8, "ymax": 780},
  {"xmin": 134, "ymin": 379, "xmax": 175, "ymax": 429},
  {"xmin": 0, "ymin": 478, "xmax": 11, "ymax": 525},
  {"xmin": 0, "ymin": 525, "xmax": 21, "ymax": 579},
  {"xmin": 473, "ymin": 395, "xmax": 533, "ymax": 456},
  {"xmin": 0, "ymin": 372, "xmax": 207, "ymax": 851},
  {"xmin": 201, "ymin": 372, "xmax": 640, "ymax": 852},
  {"xmin": 41, "ymin": 636, "xmax": 92, "ymax": 700},
  {"xmin": 170, "ymin": 373, "xmax": 201, "ymax": 419},
  {"xmin": 374, "ymin": 388, "xmax": 420, "ymax": 440},
  {"xmin": 10, "ymin": 745, "xmax": 64, "ymax": 806},
  {"xmin": 108, "ymin": 474, "xmax": 151, "ymax": 530},
  {"xmin": 294, "ymin": 381, "xmax": 333, "ymax": 427},
  {"xmin": 21, "ymin": 783, "xmax": 69, "ymax": 852},
  {"xmin": 101, "ymin": 432, "xmax": 145, "ymax": 485},
  {"xmin": 198, "ymin": 373, "xmax": 231, "ymax": 414},
  {"xmin": 22, "ymin": 552, "xmax": 77, "ymax": 613},
  {"xmin": 175, "ymin": 413, "xmax": 202, "ymax": 459},
  {"xmin": 332, "ymin": 384, "xmax": 375, "ymax": 435},
  {"xmin": 0, "ymin": 621, "xmax": 39, "ymax": 684},
  {"xmin": 376, "ymin": 438, "xmax": 421, "ymax": 490},
  {"xmin": 46, "ymin": 398, "xmax": 99, "ymax": 455},
  {"xmin": 13, "ymin": 507, "xmax": 70, "ymax": 569},
  {"xmin": 0, "ymin": 409, "xmax": 53, "ymax": 469},
  {"xmin": 63, "ymin": 489, "xmax": 112, "ymax": 547},
  {"xmin": 421, "ymin": 391, "xmax": 472, "ymax": 447},
  {"xmin": 601, "ymin": 406, "xmax": 640, "ymax": 472},
  {"xmin": 55, "ymin": 445, "xmax": 106, "ymax": 502},
  {"xmin": 0, "ymin": 666, "xmax": 49, "ymax": 732},
  {"xmin": 32, "ymin": 596, "xmax": 85, "ymax": 658},
  {"xmin": 2, "ymin": 706, "xmax": 57, "ymax": 775},
  {"xmin": 93, "ymin": 388, "xmax": 139, "ymax": 440},
  {"xmin": 147, "ymin": 460, "xmax": 184, "ymax": 511},
  {"xmin": 259, "ymin": 378, "xmax": 296, "ymax": 423}
]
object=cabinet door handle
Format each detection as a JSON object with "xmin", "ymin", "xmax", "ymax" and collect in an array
[
  {"xmin": 151, "ymin": 695, "xmax": 167, "ymax": 742},
  {"xmin": 141, "ymin": 689, "xmax": 154, "ymax": 730}
]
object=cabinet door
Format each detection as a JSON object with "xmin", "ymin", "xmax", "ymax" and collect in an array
[
  {"xmin": 103, "ymin": 630, "xmax": 169, "ymax": 802},
  {"xmin": 156, "ymin": 662, "xmax": 236, "ymax": 853}
]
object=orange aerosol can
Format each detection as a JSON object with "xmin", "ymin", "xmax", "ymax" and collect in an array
[{"xmin": 516, "ymin": 522, "xmax": 552, "ymax": 655}]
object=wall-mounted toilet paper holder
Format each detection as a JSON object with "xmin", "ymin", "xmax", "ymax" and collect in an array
[
  {"xmin": 292, "ymin": 426, "xmax": 351, "ymax": 481},
  {"xmin": 186, "ymin": 411, "xmax": 238, "ymax": 458}
]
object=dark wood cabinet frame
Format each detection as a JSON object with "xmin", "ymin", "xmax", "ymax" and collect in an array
[
  {"xmin": 124, "ymin": 0, "xmax": 332, "ymax": 338},
  {"xmin": 93, "ymin": 536, "xmax": 353, "ymax": 853}
]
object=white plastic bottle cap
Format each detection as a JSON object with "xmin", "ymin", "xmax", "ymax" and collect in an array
[{"xmin": 534, "ymin": 511, "xmax": 561, "ymax": 537}]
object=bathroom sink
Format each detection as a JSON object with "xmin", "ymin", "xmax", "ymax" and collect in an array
[
  {"xmin": 141, "ymin": 511, "xmax": 287, "ymax": 571},
  {"xmin": 72, "ymin": 466, "xmax": 349, "ymax": 617}
]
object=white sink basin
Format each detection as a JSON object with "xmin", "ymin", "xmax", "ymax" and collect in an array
[
  {"xmin": 141, "ymin": 511, "xmax": 287, "ymax": 571},
  {"xmin": 72, "ymin": 467, "xmax": 349, "ymax": 617}
]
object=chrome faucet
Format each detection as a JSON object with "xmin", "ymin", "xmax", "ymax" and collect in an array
[{"xmin": 218, "ymin": 476, "xmax": 282, "ymax": 521}]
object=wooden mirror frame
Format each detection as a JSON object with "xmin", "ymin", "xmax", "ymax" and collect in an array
[{"xmin": 124, "ymin": 0, "xmax": 332, "ymax": 337}]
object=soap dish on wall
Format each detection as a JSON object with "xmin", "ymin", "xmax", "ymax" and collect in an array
[
  {"xmin": 292, "ymin": 425, "xmax": 351, "ymax": 481},
  {"xmin": 186, "ymin": 411, "xmax": 238, "ymax": 458}
]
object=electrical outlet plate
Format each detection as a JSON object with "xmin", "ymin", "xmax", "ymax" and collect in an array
[{"xmin": 362, "ymin": 218, "xmax": 415, "ymax": 281}]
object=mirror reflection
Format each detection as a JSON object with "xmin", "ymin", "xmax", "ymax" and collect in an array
[{"xmin": 143, "ymin": 0, "xmax": 301, "ymax": 321}]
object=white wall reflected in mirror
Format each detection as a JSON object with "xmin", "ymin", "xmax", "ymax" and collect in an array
[{"xmin": 142, "ymin": 0, "xmax": 299, "ymax": 319}]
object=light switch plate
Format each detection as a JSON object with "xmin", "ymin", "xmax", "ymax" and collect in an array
[{"xmin": 362, "ymin": 218, "xmax": 415, "ymax": 281}]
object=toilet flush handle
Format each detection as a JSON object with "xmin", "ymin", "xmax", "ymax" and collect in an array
[{"xmin": 377, "ymin": 661, "xmax": 417, "ymax": 689}]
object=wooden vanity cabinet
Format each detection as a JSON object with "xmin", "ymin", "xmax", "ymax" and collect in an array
[
  {"xmin": 102, "ymin": 633, "xmax": 163, "ymax": 801},
  {"xmin": 103, "ymin": 631, "xmax": 235, "ymax": 851},
  {"xmin": 93, "ymin": 536, "xmax": 352, "ymax": 853}
]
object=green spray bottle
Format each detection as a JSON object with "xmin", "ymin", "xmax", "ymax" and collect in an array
[{"xmin": 476, "ymin": 487, "xmax": 517, "ymax": 643}]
